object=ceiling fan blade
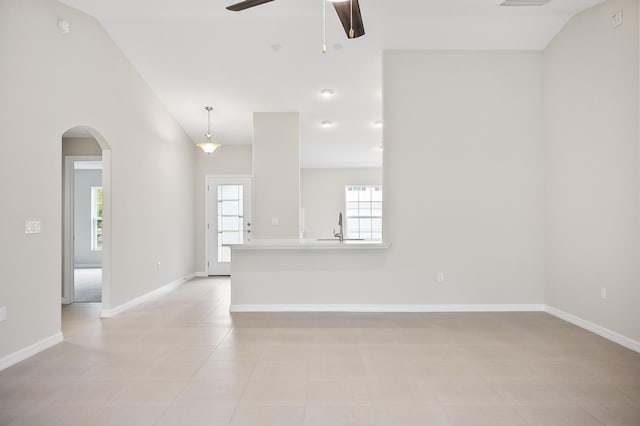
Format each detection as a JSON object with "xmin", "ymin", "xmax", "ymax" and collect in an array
[
  {"xmin": 226, "ymin": 0, "xmax": 275, "ymax": 12},
  {"xmin": 332, "ymin": 0, "xmax": 365, "ymax": 39}
]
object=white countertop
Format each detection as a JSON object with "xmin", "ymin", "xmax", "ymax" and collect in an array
[{"xmin": 231, "ymin": 239, "xmax": 390, "ymax": 250}]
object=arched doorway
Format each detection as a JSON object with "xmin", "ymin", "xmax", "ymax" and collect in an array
[{"xmin": 61, "ymin": 126, "xmax": 112, "ymax": 312}]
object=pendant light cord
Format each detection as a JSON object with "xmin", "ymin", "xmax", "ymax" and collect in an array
[
  {"xmin": 322, "ymin": 0, "xmax": 327, "ymax": 53},
  {"xmin": 349, "ymin": 0, "xmax": 354, "ymax": 38},
  {"xmin": 206, "ymin": 106, "xmax": 213, "ymax": 140}
]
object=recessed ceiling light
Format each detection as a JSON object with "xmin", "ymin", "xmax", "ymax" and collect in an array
[
  {"xmin": 373, "ymin": 120, "xmax": 383, "ymax": 128},
  {"xmin": 320, "ymin": 89, "xmax": 334, "ymax": 98},
  {"xmin": 271, "ymin": 44, "xmax": 282, "ymax": 51},
  {"xmin": 321, "ymin": 120, "xmax": 333, "ymax": 128}
]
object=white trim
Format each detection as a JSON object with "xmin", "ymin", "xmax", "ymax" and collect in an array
[
  {"xmin": 74, "ymin": 264, "xmax": 102, "ymax": 269},
  {"xmin": 545, "ymin": 305, "xmax": 640, "ymax": 353},
  {"xmin": 205, "ymin": 174, "xmax": 253, "ymax": 178},
  {"xmin": 194, "ymin": 272, "xmax": 208, "ymax": 277},
  {"xmin": 0, "ymin": 333, "xmax": 63, "ymax": 371},
  {"xmin": 230, "ymin": 304, "xmax": 546, "ymax": 313},
  {"xmin": 101, "ymin": 273, "xmax": 195, "ymax": 318}
]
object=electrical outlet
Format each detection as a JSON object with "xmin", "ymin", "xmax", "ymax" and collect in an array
[
  {"xmin": 271, "ymin": 217, "xmax": 280, "ymax": 226},
  {"xmin": 437, "ymin": 272, "xmax": 445, "ymax": 283},
  {"xmin": 0, "ymin": 306, "xmax": 7, "ymax": 322},
  {"xmin": 600, "ymin": 287, "xmax": 607, "ymax": 300}
]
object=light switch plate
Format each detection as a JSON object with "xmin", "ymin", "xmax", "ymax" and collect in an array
[
  {"xmin": 612, "ymin": 10, "xmax": 623, "ymax": 28},
  {"xmin": 25, "ymin": 220, "xmax": 41, "ymax": 234},
  {"xmin": 271, "ymin": 217, "xmax": 280, "ymax": 226},
  {"xmin": 58, "ymin": 19, "xmax": 71, "ymax": 34}
]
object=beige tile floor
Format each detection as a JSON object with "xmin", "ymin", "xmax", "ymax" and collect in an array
[{"xmin": 1, "ymin": 277, "xmax": 639, "ymax": 425}]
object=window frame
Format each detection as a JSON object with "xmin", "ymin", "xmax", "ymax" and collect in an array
[
  {"xmin": 90, "ymin": 186, "xmax": 103, "ymax": 251},
  {"xmin": 344, "ymin": 184, "xmax": 383, "ymax": 241}
]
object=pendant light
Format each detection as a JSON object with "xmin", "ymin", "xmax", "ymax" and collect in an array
[{"xmin": 196, "ymin": 106, "xmax": 222, "ymax": 154}]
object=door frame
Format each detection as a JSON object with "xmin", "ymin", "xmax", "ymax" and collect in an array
[
  {"xmin": 204, "ymin": 174, "xmax": 252, "ymax": 276},
  {"xmin": 63, "ymin": 155, "xmax": 102, "ymax": 304}
]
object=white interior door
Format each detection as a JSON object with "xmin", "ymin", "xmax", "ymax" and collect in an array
[{"xmin": 206, "ymin": 176, "xmax": 252, "ymax": 275}]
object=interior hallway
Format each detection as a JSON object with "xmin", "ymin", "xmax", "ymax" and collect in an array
[
  {"xmin": 74, "ymin": 268, "xmax": 102, "ymax": 303},
  {"xmin": 0, "ymin": 277, "xmax": 638, "ymax": 425}
]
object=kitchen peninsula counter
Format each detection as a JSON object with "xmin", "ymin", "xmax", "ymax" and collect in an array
[{"xmin": 230, "ymin": 239, "xmax": 391, "ymax": 312}]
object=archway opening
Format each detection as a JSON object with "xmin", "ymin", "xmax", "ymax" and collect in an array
[{"xmin": 61, "ymin": 126, "xmax": 112, "ymax": 317}]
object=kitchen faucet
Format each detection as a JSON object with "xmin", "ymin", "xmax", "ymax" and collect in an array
[{"xmin": 333, "ymin": 212, "xmax": 344, "ymax": 242}]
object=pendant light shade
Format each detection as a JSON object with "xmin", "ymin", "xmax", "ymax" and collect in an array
[
  {"xmin": 196, "ymin": 140, "xmax": 220, "ymax": 154},
  {"xmin": 197, "ymin": 106, "xmax": 222, "ymax": 154}
]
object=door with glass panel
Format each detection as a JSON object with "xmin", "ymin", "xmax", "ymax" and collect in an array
[{"xmin": 206, "ymin": 177, "xmax": 252, "ymax": 275}]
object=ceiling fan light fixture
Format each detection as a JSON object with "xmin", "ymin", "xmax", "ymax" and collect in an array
[{"xmin": 227, "ymin": 0, "xmax": 364, "ymax": 40}]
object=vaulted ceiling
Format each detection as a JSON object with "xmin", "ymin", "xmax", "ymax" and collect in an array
[{"xmin": 60, "ymin": 0, "xmax": 603, "ymax": 167}]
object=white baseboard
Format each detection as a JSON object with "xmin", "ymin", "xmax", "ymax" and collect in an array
[
  {"xmin": 0, "ymin": 332, "xmax": 64, "ymax": 371},
  {"xmin": 230, "ymin": 304, "xmax": 546, "ymax": 313},
  {"xmin": 74, "ymin": 264, "xmax": 102, "ymax": 269},
  {"xmin": 194, "ymin": 272, "xmax": 208, "ymax": 277},
  {"xmin": 545, "ymin": 305, "xmax": 640, "ymax": 353},
  {"xmin": 101, "ymin": 273, "xmax": 195, "ymax": 318}
]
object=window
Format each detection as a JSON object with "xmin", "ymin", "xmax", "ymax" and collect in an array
[
  {"xmin": 217, "ymin": 184, "xmax": 244, "ymax": 262},
  {"xmin": 345, "ymin": 185, "xmax": 382, "ymax": 241},
  {"xmin": 91, "ymin": 186, "xmax": 103, "ymax": 251}
]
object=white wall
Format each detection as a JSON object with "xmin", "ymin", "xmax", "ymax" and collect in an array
[
  {"xmin": 194, "ymin": 144, "xmax": 252, "ymax": 273},
  {"xmin": 0, "ymin": 0, "xmax": 195, "ymax": 361},
  {"xmin": 544, "ymin": 0, "xmax": 640, "ymax": 342},
  {"xmin": 382, "ymin": 50, "xmax": 545, "ymax": 305},
  {"xmin": 252, "ymin": 112, "xmax": 300, "ymax": 239},
  {"xmin": 301, "ymin": 168, "xmax": 382, "ymax": 239},
  {"xmin": 232, "ymin": 51, "xmax": 545, "ymax": 308},
  {"xmin": 73, "ymin": 168, "xmax": 102, "ymax": 266}
]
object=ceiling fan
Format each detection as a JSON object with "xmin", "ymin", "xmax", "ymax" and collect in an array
[{"xmin": 226, "ymin": 0, "xmax": 365, "ymax": 40}]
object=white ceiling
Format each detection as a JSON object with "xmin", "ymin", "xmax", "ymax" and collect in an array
[{"xmin": 59, "ymin": 0, "xmax": 603, "ymax": 168}]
